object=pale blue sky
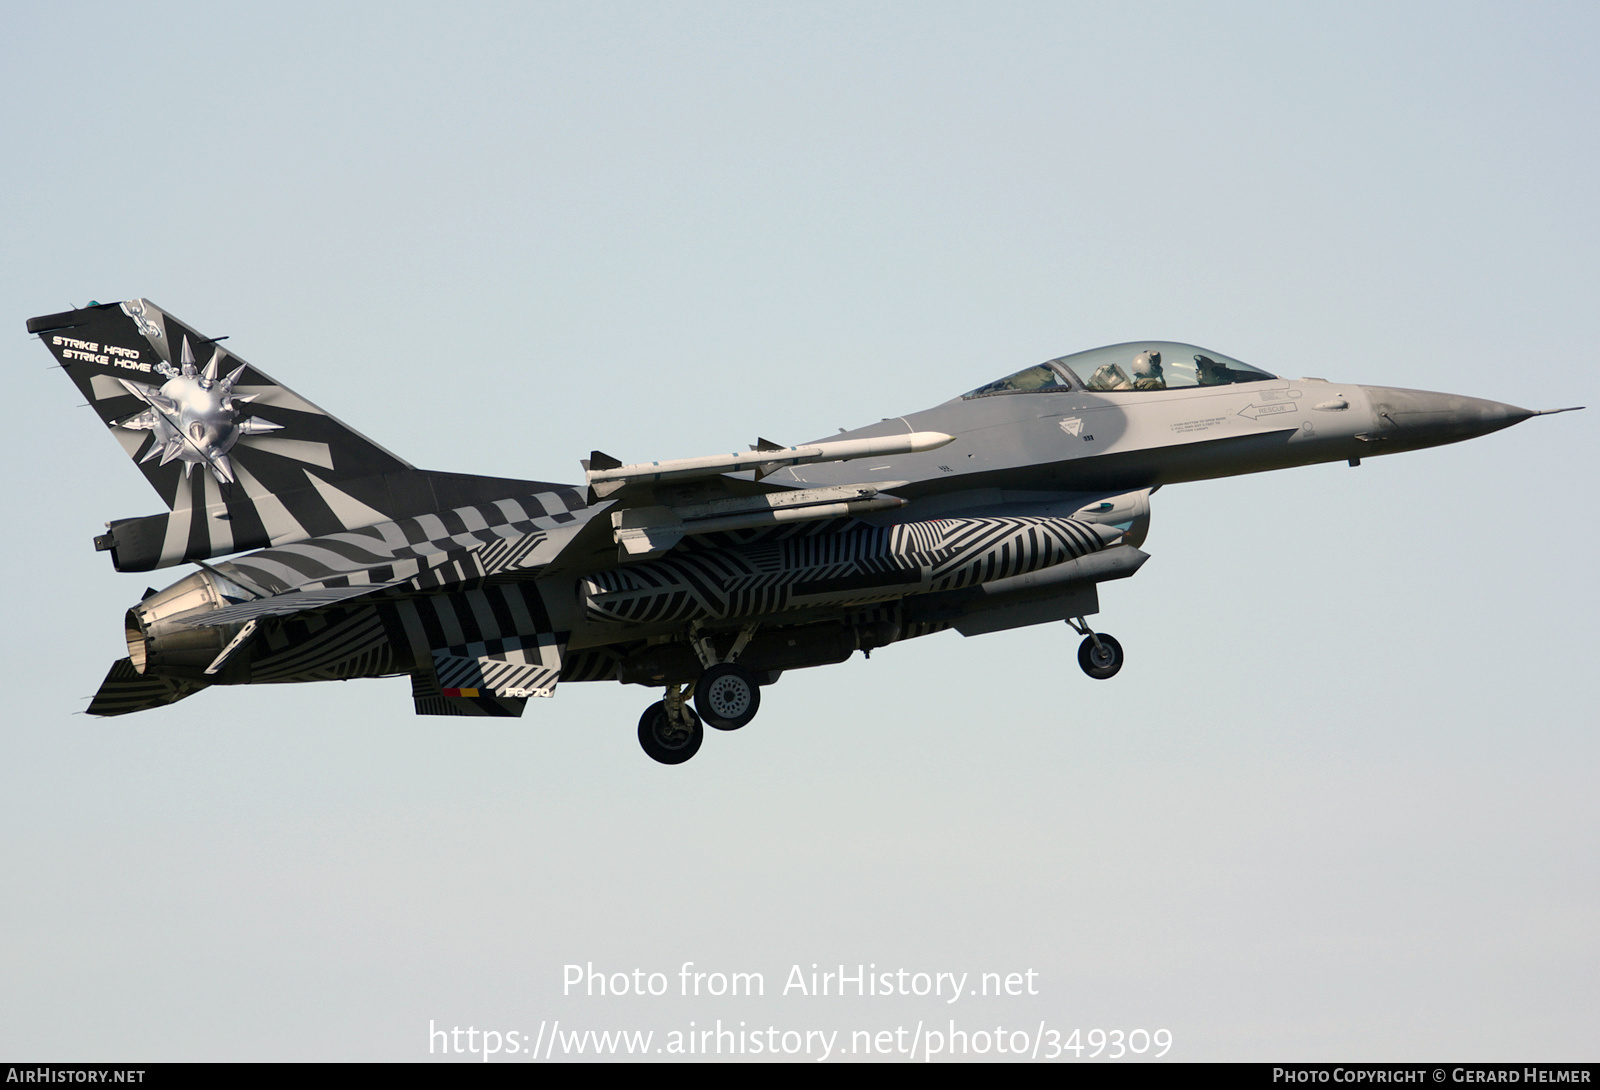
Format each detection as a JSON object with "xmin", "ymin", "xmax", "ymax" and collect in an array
[{"xmin": 2, "ymin": 0, "xmax": 1594, "ymax": 1061}]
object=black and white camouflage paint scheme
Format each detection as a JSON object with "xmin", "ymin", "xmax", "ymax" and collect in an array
[
  {"xmin": 113, "ymin": 332, "xmax": 283, "ymax": 485},
  {"xmin": 29, "ymin": 299, "xmax": 1562, "ymax": 756},
  {"xmin": 35, "ymin": 298, "xmax": 578, "ymax": 573}
]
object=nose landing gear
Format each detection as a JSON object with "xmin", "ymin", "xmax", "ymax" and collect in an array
[{"xmin": 1067, "ymin": 617, "xmax": 1124, "ymax": 680}]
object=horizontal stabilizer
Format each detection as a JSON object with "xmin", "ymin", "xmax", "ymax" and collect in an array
[{"xmin": 87, "ymin": 658, "xmax": 208, "ymax": 717}]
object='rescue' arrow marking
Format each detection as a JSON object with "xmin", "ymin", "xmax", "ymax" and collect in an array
[{"xmin": 1238, "ymin": 402, "xmax": 1299, "ymax": 420}]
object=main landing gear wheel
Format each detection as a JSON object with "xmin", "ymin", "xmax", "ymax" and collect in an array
[
  {"xmin": 695, "ymin": 663, "xmax": 761, "ymax": 731},
  {"xmin": 638, "ymin": 701, "xmax": 703, "ymax": 764},
  {"xmin": 1077, "ymin": 633, "xmax": 1124, "ymax": 680}
]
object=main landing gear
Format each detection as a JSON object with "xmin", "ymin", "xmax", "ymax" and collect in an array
[
  {"xmin": 1067, "ymin": 616, "xmax": 1124, "ymax": 680},
  {"xmin": 696, "ymin": 663, "xmax": 761, "ymax": 731},
  {"xmin": 636, "ymin": 625, "xmax": 763, "ymax": 765},
  {"xmin": 637, "ymin": 686, "xmax": 703, "ymax": 765}
]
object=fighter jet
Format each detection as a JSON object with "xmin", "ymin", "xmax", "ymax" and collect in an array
[{"xmin": 28, "ymin": 300, "xmax": 1579, "ymax": 764}]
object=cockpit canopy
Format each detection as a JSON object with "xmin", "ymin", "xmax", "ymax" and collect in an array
[{"xmin": 962, "ymin": 342, "xmax": 1276, "ymax": 399}]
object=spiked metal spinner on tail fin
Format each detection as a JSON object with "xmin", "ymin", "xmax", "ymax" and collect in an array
[{"xmin": 29, "ymin": 300, "xmax": 582, "ymax": 571}]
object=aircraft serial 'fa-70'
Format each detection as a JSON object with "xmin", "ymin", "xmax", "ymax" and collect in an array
[{"xmin": 29, "ymin": 300, "xmax": 1580, "ymax": 763}]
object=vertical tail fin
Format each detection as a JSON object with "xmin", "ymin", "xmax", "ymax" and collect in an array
[
  {"xmin": 29, "ymin": 299, "xmax": 582, "ymax": 571},
  {"xmin": 31, "ymin": 299, "xmax": 414, "ymax": 568},
  {"xmin": 32, "ymin": 299, "xmax": 413, "ymax": 499}
]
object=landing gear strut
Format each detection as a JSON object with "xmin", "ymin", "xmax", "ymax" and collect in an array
[
  {"xmin": 637, "ymin": 685, "xmax": 703, "ymax": 765},
  {"xmin": 1068, "ymin": 617, "xmax": 1124, "ymax": 680},
  {"xmin": 635, "ymin": 625, "xmax": 766, "ymax": 763}
]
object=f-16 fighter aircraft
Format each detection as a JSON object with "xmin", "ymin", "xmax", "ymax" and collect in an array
[{"xmin": 28, "ymin": 300, "xmax": 1580, "ymax": 763}]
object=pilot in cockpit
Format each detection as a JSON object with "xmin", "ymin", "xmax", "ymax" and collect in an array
[{"xmin": 1132, "ymin": 349, "xmax": 1165, "ymax": 390}]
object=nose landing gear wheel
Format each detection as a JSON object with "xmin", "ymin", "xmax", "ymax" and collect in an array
[
  {"xmin": 695, "ymin": 663, "xmax": 761, "ymax": 731},
  {"xmin": 638, "ymin": 701, "xmax": 703, "ymax": 764},
  {"xmin": 1077, "ymin": 633, "xmax": 1124, "ymax": 680}
]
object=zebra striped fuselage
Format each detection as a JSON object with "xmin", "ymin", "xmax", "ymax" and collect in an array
[{"xmin": 582, "ymin": 516, "xmax": 1116, "ymax": 628}]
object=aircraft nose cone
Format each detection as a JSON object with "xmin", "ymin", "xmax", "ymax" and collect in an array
[{"xmin": 1359, "ymin": 386, "xmax": 1535, "ymax": 449}]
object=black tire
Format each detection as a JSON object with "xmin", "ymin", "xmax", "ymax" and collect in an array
[
  {"xmin": 1077, "ymin": 633, "xmax": 1124, "ymax": 680},
  {"xmin": 695, "ymin": 663, "xmax": 761, "ymax": 731},
  {"xmin": 637, "ymin": 701, "xmax": 703, "ymax": 764}
]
